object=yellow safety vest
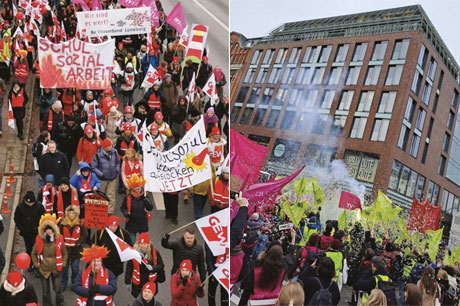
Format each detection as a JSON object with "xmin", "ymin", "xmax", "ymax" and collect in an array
[
  {"xmin": 359, "ymin": 274, "xmax": 390, "ymax": 306},
  {"xmin": 326, "ymin": 251, "xmax": 343, "ymax": 283}
]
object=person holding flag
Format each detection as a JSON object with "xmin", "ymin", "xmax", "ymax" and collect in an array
[
  {"xmin": 72, "ymin": 245, "xmax": 117, "ymax": 306},
  {"xmin": 196, "ymin": 56, "xmax": 212, "ymax": 89},
  {"xmin": 170, "ymin": 259, "xmax": 205, "ymax": 306},
  {"xmin": 125, "ymin": 232, "xmax": 165, "ymax": 298}
]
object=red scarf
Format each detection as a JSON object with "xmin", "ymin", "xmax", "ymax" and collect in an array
[
  {"xmin": 80, "ymin": 173, "xmax": 92, "ymax": 193},
  {"xmin": 35, "ymin": 234, "xmax": 64, "ymax": 271},
  {"xmin": 47, "ymin": 108, "xmax": 64, "ymax": 131},
  {"xmin": 41, "ymin": 186, "xmax": 56, "ymax": 214},
  {"xmin": 126, "ymin": 195, "xmax": 151, "ymax": 222},
  {"xmin": 63, "ymin": 225, "xmax": 81, "ymax": 248},
  {"xmin": 57, "ymin": 188, "xmax": 79, "ymax": 219},
  {"xmin": 131, "ymin": 246, "xmax": 158, "ymax": 285},
  {"xmin": 76, "ymin": 265, "xmax": 113, "ymax": 306}
]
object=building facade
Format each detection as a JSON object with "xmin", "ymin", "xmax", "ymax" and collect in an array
[{"xmin": 230, "ymin": 5, "xmax": 460, "ymax": 229}]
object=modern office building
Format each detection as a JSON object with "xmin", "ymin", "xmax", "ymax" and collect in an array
[{"xmin": 230, "ymin": 5, "xmax": 460, "ymax": 229}]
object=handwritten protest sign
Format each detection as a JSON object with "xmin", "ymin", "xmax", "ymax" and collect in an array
[
  {"xmin": 84, "ymin": 199, "xmax": 109, "ymax": 229},
  {"xmin": 143, "ymin": 117, "xmax": 212, "ymax": 192},
  {"xmin": 38, "ymin": 38, "xmax": 115, "ymax": 89},
  {"xmin": 76, "ymin": 7, "xmax": 151, "ymax": 37}
]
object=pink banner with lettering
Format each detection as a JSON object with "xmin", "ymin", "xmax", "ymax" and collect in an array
[
  {"xmin": 141, "ymin": 0, "xmax": 159, "ymax": 28},
  {"xmin": 119, "ymin": 0, "xmax": 141, "ymax": 8},
  {"xmin": 165, "ymin": 1, "xmax": 186, "ymax": 33}
]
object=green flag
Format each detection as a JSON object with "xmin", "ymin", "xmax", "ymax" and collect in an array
[
  {"xmin": 426, "ymin": 228, "xmax": 443, "ymax": 262},
  {"xmin": 338, "ymin": 210, "xmax": 347, "ymax": 230}
]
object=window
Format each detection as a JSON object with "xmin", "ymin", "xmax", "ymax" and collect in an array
[
  {"xmin": 345, "ymin": 66, "xmax": 361, "ymax": 85},
  {"xmin": 352, "ymin": 42, "xmax": 368, "ymax": 62},
  {"xmin": 275, "ymin": 48, "xmax": 288, "ymax": 64},
  {"xmin": 330, "ymin": 116, "xmax": 347, "ymax": 136},
  {"xmin": 318, "ymin": 46, "xmax": 332, "ymax": 63},
  {"xmin": 334, "ymin": 44, "xmax": 349, "ymax": 62},
  {"xmin": 250, "ymin": 50, "xmax": 262, "ymax": 65},
  {"xmin": 296, "ymin": 67, "xmax": 313, "ymax": 84},
  {"xmin": 252, "ymin": 108, "xmax": 266, "ymax": 126},
  {"xmin": 230, "ymin": 106, "xmax": 241, "ymax": 123},
  {"xmin": 288, "ymin": 48, "xmax": 302, "ymax": 64},
  {"xmin": 295, "ymin": 112, "xmax": 311, "ymax": 132},
  {"xmin": 404, "ymin": 97, "xmax": 417, "ymax": 122},
  {"xmin": 349, "ymin": 117, "xmax": 367, "ymax": 139},
  {"xmin": 244, "ymin": 68, "xmax": 256, "ymax": 83},
  {"xmin": 302, "ymin": 89, "xmax": 319, "ymax": 108},
  {"xmin": 364, "ymin": 66, "xmax": 381, "ymax": 85},
  {"xmin": 437, "ymin": 71, "xmax": 444, "ymax": 91},
  {"xmin": 312, "ymin": 67, "xmax": 325, "ymax": 84},
  {"xmin": 338, "ymin": 91, "xmax": 354, "ymax": 111},
  {"xmin": 426, "ymin": 181, "xmax": 440, "ymax": 205},
  {"xmin": 398, "ymin": 126, "xmax": 410, "ymax": 150},
  {"xmin": 273, "ymin": 88, "xmax": 288, "ymax": 105},
  {"xmin": 391, "ymin": 39, "xmax": 410, "ymax": 60},
  {"xmin": 356, "ymin": 91, "xmax": 374, "ymax": 112},
  {"xmin": 441, "ymin": 190, "xmax": 460, "ymax": 215},
  {"xmin": 415, "ymin": 175, "xmax": 426, "ymax": 204},
  {"xmin": 409, "ymin": 134, "xmax": 420, "ymax": 157},
  {"xmin": 398, "ymin": 166, "xmax": 410, "ymax": 194},
  {"xmin": 371, "ymin": 41, "xmax": 388, "ymax": 61},
  {"xmin": 443, "ymin": 133, "xmax": 451, "ymax": 153},
  {"xmin": 427, "ymin": 117, "xmax": 434, "ymax": 138},
  {"xmin": 378, "ymin": 92, "xmax": 396, "ymax": 114},
  {"xmin": 267, "ymin": 68, "xmax": 281, "ymax": 84},
  {"xmin": 280, "ymin": 111, "xmax": 296, "ymax": 130},
  {"xmin": 421, "ymin": 143, "xmax": 429, "ymax": 164},
  {"xmin": 236, "ymin": 86, "xmax": 249, "ymax": 103},
  {"xmin": 239, "ymin": 107, "xmax": 253, "ymax": 124},
  {"xmin": 421, "ymin": 82, "xmax": 432, "ymax": 105},
  {"xmin": 388, "ymin": 160, "xmax": 425, "ymax": 199},
  {"xmin": 260, "ymin": 88, "xmax": 273, "ymax": 105},
  {"xmin": 389, "ymin": 161, "xmax": 402, "ymax": 190},
  {"xmin": 385, "ymin": 65, "xmax": 403, "ymax": 85},
  {"xmin": 312, "ymin": 115, "xmax": 328, "ymax": 134},
  {"xmin": 411, "ymin": 71, "xmax": 423, "ymax": 95},
  {"xmin": 433, "ymin": 94, "xmax": 439, "ymax": 114},
  {"xmin": 248, "ymin": 87, "xmax": 261, "ymax": 104},
  {"xmin": 451, "ymin": 90, "xmax": 459, "ymax": 109},
  {"xmin": 371, "ymin": 119, "xmax": 390, "ymax": 141},
  {"xmin": 281, "ymin": 67, "xmax": 295, "ymax": 84},
  {"xmin": 255, "ymin": 68, "xmax": 268, "ymax": 83},
  {"xmin": 439, "ymin": 155, "xmax": 447, "ymax": 175},
  {"xmin": 427, "ymin": 58, "xmax": 437, "ymax": 80},
  {"xmin": 417, "ymin": 44, "xmax": 429, "ymax": 69},
  {"xmin": 287, "ymin": 89, "xmax": 302, "ymax": 106},
  {"xmin": 320, "ymin": 90, "xmax": 336, "ymax": 110},
  {"xmin": 302, "ymin": 46, "xmax": 316, "ymax": 63},
  {"xmin": 415, "ymin": 108, "xmax": 426, "ymax": 131},
  {"xmin": 327, "ymin": 67, "xmax": 343, "ymax": 85},
  {"xmin": 265, "ymin": 109, "xmax": 280, "ymax": 128},
  {"xmin": 448, "ymin": 111, "xmax": 455, "ymax": 130},
  {"xmin": 262, "ymin": 49, "xmax": 275, "ymax": 64}
]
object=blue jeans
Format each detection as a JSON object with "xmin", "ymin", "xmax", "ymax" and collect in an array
[
  {"xmin": 193, "ymin": 194, "xmax": 207, "ymax": 220},
  {"xmin": 129, "ymin": 231, "xmax": 137, "ymax": 245},
  {"xmin": 123, "ymin": 91, "xmax": 134, "ymax": 107},
  {"xmin": 399, "ymin": 280, "xmax": 406, "ymax": 305},
  {"xmin": 61, "ymin": 258, "xmax": 80, "ymax": 288}
]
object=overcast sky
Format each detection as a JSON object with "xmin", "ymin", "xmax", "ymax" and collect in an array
[{"xmin": 230, "ymin": 0, "xmax": 460, "ymax": 63}]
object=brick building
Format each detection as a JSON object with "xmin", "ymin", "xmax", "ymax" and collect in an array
[{"xmin": 230, "ymin": 5, "xmax": 460, "ymax": 228}]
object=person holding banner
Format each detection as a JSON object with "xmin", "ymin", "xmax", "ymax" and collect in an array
[
  {"xmin": 170, "ymin": 95, "xmax": 188, "ymax": 145},
  {"xmin": 125, "ymin": 232, "xmax": 165, "ymax": 298},
  {"xmin": 182, "ymin": 59, "xmax": 196, "ymax": 91},
  {"xmin": 196, "ymin": 56, "xmax": 212, "ymax": 89},
  {"xmin": 147, "ymin": 123, "xmax": 168, "ymax": 151},
  {"xmin": 207, "ymin": 127, "xmax": 227, "ymax": 170},
  {"xmin": 170, "ymin": 259, "xmax": 205, "ymax": 306}
]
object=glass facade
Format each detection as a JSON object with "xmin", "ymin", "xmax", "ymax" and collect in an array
[{"xmin": 388, "ymin": 160, "xmax": 425, "ymax": 200}]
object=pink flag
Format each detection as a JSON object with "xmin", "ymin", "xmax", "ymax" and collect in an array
[
  {"xmin": 73, "ymin": 0, "xmax": 90, "ymax": 11},
  {"xmin": 119, "ymin": 0, "xmax": 141, "ymax": 8},
  {"xmin": 338, "ymin": 191, "xmax": 362, "ymax": 211},
  {"xmin": 8, "ymin": 100, "xmax": 15, "ymax": 129},
  {"xmin": 165, "ymin": 1, "xmax": 186, "ymax": 33},
  {"xmin": 92, "ymin": 0, "xmax": 102, "ymax": 11},
  {"xmin": 141, "ymin": 0, "xmax": 159, "ymax": 28},
  {"xmin": 230, "ymin": 129, "xmax": 268, "ymax": 186},
  {"xmin": 244, "ymin": 166, "xmax": 304, "ymax": 211}
]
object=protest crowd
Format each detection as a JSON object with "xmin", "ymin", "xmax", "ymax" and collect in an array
[
  {"xmin": 0, "ymin": 0, "xmax": 230, "ymax": 305},
  {"xmin": 230, "ymin": 131, "xmax": 460, "ymax": 306}
]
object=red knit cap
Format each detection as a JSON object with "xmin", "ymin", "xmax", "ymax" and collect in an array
[
  {"xmin": 180, "ymin": 259, "xmax": 192, "ymax": 271},
  {"xmin": 211, "ymin": 127, "xmax": 220, "ymax": 136},
  {"xmin": 102, "ymin": 138, "xmax": 112, "ymax": 149},
  {"xmin": 138, "ymin": 232, "xmax": 150, "ymax": 244},
  {"xmin": 107, "ymin": 216, "xmax": 119, "ymax": 227},
  {"xmin": 7, "ymin": 271, "xmax": 23, "ymax": 287},
  {"xmin": 142, "ymin": 282, "xmax": 156, "ymax": 293}
]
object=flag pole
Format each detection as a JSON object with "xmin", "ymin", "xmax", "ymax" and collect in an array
[
  {"xmin": 200, "ymin": 272, "xmax": 214, "ymax": 286},
  {"xmin": 168, "ymin": 219, "xmax": 196, "ymax": 235}
]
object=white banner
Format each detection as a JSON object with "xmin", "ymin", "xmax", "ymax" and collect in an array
[
  {"xmin": 143, "ymin": 116, "xmax": 212, "ymax": 192},
  {"xmin": 141, "ymin": 65, "xmax": 161, "ymax": 89},
  {"xmin": 212, "ymin": 260, "xmax": 230, "ymax": 292},
  {"xmin": 196, "ymin": 208, "xmax": 228, "ymax": 256},
  {"xmin": 76, "ymin": 7, "xmax": 151, "ymax": 37}
]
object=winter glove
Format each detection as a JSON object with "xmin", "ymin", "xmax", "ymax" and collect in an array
[
  {"xmin": 88, "ymin": 284, "xmax": 99, "ymax": 298},
  {"xmin": 197, "ymin": 285, "xmax": 204, "ymax": 294},
  {"xmin": 181, "ymin": 277, "xmax": 188, "ymax": 286},
  {"xmin": 164, "ymin": 233, "xmax": 170, "ymax": 240}
]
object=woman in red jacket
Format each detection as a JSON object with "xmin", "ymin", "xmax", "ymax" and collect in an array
[
  {"xmin": 170, "ymin": 259, "xmax": 205, "ymax": 306},
  {"xmin": 76, "ymin": 125, "xmax": 101, "ymax": 165}
]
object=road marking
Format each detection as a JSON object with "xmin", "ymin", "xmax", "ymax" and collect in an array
[{"xmin": 190, "ymin": 0, "xmax": 229, "ymax": 31}]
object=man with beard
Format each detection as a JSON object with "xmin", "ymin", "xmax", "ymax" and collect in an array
[
  {"xmin": 38, "ymin": 140, "xmax": 70, "ymax": 184},
  {"xmin": 55, "ymin": 115, "xmax": 83, "ymax": 167},
  {"xmin": 143, "ymin": 81, "xmax": 166, "ymax": 113}
]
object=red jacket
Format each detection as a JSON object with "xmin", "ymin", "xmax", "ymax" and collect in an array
[
  {"xmin": 61, "ymin": 91, "xmax": 81, "ymax": 116},
  {"xmin": 76, "ymin": 136, "xmax": 101, "ymax": 165},
  {"xmin": 170, "ymin": 270, "xmax": 205, "ymax": 306}
]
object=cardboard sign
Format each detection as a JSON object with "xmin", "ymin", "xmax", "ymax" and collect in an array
[
  {"xmin": 184, "ymin": 24, "xmax": 208, "ymax": 64},
  {"xmin": 84, "ymin": 199, "xmax": 109, "ymax": 229}
]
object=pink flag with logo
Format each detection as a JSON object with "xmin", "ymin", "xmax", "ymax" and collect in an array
[
  {"xmin": 338, "ymin": 191, "xmax": 362, "ymax": 211},
  {"xmin": 141, "ymin": 0, "xmax": 159, "ymax": 28},
  {"xmin": 92, "ymin": 0, "xmax": 102, "ymax": 10},
  {"xmin": 165, "ymin": 1, "xmax": 186, "ymax": 33},
  {"xmin": 119, "ymin": 0, "xmax": 141, "ymax": 8}
]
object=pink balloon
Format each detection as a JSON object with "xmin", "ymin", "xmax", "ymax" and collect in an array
[{"xmin": 15, "ymin": 252, "xmax": 30, "ymax": 270}]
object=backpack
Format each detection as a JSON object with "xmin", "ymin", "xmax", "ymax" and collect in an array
[
  {"xmin": 308, "ymin": 277, "xmax": 333, "ymax": 306},
  {"xmin": 32, "ymin": 142, "xmax": 40, "ymax": 157},
  {"xmin": 380, "ymin": 254, "xmax": 392, "ymax": 273},
  {"xmin": 375, "ymin": 275, "xmax": 397, "ymax": 306}
]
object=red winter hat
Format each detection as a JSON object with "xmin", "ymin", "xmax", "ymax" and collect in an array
[
  {"xmin": 203, "ymin": 56, "xmax": 208, "ymax": 61},
  {"xmin": 211, "ymin": 127, "xmax": 220, "ymax": 136},
  {"xmin": 104, "ymin": 88, "xmax": 114, "ymax": 96},
  {"xmin": 138, "ymin": 232, "xmax": 150, "ymax": 244},
  {"xmin": 180, "ymin": 259, "xmax": 192, "ymax": 271},
  {"xmin": 154, "ymin": 112, "xmax": 163, "ymax": 120},
  {"xmin": 84, "ymin": 124, "xmax": 94, "ymax": 134},
  {"xmin": 102, "ymin": 138, "xmax": 112, "ymax": 148},
  {"xmin": 123, "ymin": 122, "xmax": 135, "ymax": 132},
  {"xmin": 173, "ymin": 56, "xmax": 179, "ymax": 63},
  {"xmin": 107, "ymin": 216, "xmax": 119, "ymax": 227},
  {"xmin": 7, "ymin": 271, "xmax": 23, "ymax": 287},
  {"xmin": 124, "ymin": 105, "xmax": 133, "ymax": 113},
  {"xmin": 142, "ymin": 282, "xmax": 156, "ymax": 294},
  {"xmin": 149, "ymin": 123, "xmax": 159, "ymax": 130}
]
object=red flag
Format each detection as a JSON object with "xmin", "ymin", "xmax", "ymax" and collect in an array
[
  {"xmin": 165, "ymin": 1, "xmax": 186, "ymax": 33},
  {"xmin": 338, "ymin": 191, "xmax": 362, "ymax": 211},
  {"xmin": 407, "ymin": 198, "xmax": 441, "ymax": 234},
  {"xmin": 8, "ymin": 100, "xmax": 15, "ymax": 129}
]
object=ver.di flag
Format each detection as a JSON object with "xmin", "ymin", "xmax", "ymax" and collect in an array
[
  {"xmin": 338, "ymin": 191, "xmax": 362, "ymax": 211},
  {"xmin": 143, "ymin": 116, "xmax": 212, "ymax": 192},
  {"xmin": 141, "ymin": 65, "xmax": 161, "ymax": 89},
  {"xmin": 196, "ymin": 208, "xmax": 228, "ymax": 256},
  {"xmin": 8, "ymin": 100, "xmax": 15, "ymax": 129},
  {"xmin": 106, "ymin": 227, "xmax": 141, "ymax": 263},
  {"xmin": 165, "ymin": 1, "xmax": 186, "ymax": 33}
]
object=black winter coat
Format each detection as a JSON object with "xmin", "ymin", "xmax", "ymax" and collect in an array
[
  {"xmin": 55, "ymin": 121, "xmax": 83, "ymax": 155},
  {"xmin": 230, "ymin": 206, "xmax": 248, "ymax": 250},
  {"xmin": 0, "ymin": 278, "xmax": 38, "ymax": 305},
  {"xmin": 38, "ymin": 151, "xmax": 70, "ymax": 181},
  {"xmin": 299, "ymin": 266, "xmax": 341, "ymax": 305},
  {"xmin": 14, "ymin": 200, "xmax": 45, "ymax": 238},
  {"xmin": 44, "ymin": 109, "xmax": 65, "ymax": 139},
  {"xmin": 196, "ymin": 62, "xmax": 212, "ymax": 89},
  {"xmin": 129, "ymin": 294, "xmax": 162, "ymax": 306},
  {"xmin": 94, "ymin": 228, "xmax": 132, "ymax": 277},
  {"xmin": 161, "ymin": 236, "xmax": 206, "ymax": 282},
  {"xmin": 121, "ymin": 195, "xmax": 153, "ymax": 234}
]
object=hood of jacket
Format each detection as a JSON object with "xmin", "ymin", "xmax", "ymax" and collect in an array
[
  {"xmin": 38, "ymin": 219, "xmax": 61, "ymax": 239},
  {"xmin": 79, "ymin": 162, "xmax": 91, "ymax": 170},
  {"xmin": 61, "ymin": 205, "xmax": 81, "ymax": 226}
]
